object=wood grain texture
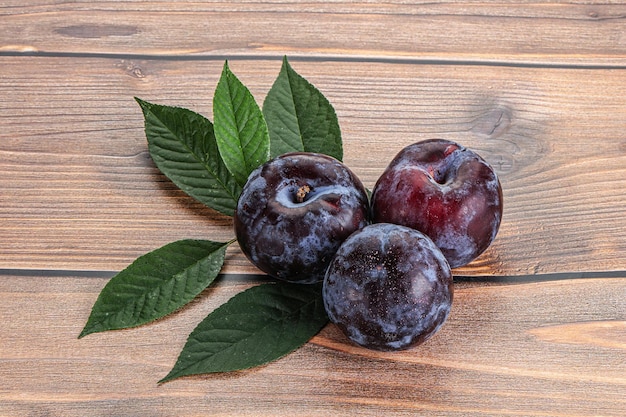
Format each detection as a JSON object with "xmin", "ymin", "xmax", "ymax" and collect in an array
[
  {"xmin": 2, "ymin": 1, "xmax": 626, "ymax": 415},
  {"xmin": 1, "ymin": 57, "xmax": 625, "ymax": 275},
  {"xmin": 1, "ymin": 2, "xmax": 626, "ymax": 66},
  {"xmin": 0, "ymin": 274, "xmax": 624, "ymax": 416}
]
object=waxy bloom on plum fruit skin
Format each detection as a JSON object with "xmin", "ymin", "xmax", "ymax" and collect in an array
[
  {"xmin": 371, "ymin": 139, "xmax": 503, "ymax": 269},
  {"xmin": 234, "ymin": 152, "xmax": 370, "ymax": 284},
  {"xmin": 323, "ymin": 223, "xmax": 454, "ymax": 351}
]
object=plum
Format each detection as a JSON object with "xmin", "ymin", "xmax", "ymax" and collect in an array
[
  {"xmin": 371, "ymin": 139, "xmax": 503, "ymax": 268},
  {"xmin": 234, "ymin": 152, "xmax": 370, "ymax": 284},
  {"xmin": 323, "ymin": 223, "xmax": 453, "ymax": 351}
]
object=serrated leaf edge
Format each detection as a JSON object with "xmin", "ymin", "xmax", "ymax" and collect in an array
[
  {"xmin": 79, "ymin": 239, "xmax": 233, "ymax": 338},
  {"xmin": 213, "ymin": 62, "xmax": 270, "ymax": 186},
  {"xmin": 135, "ymin": 97, "xmax": 241, "ymax": 216},
  {"xmin": 159, "ymin": 283, "xmax": 327, "ymax": 383}
]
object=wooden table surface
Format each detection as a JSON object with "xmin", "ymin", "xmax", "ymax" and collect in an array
[{"xmin": 1, "ymin": 1, "xmax": 625, "ymax": 416}]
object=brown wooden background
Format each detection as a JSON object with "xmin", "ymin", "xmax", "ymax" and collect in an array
[{"xmin": 1, "ymin": 1, "xmax": 625, "ymax": 416}]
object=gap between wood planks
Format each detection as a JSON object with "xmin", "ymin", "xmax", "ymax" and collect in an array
[
  {"xmin": 2, "ymin": 50, "xmax": 626, "ymax": 70},
  {"xmin": 0, "ymin": 269, "xmax": 624, "ymax": 284}
]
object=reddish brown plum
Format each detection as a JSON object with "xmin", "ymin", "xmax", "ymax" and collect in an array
[
  {"xmin": 371, "ymin": 139, "xmax": 503, "ymax": 268},
  {"xmin": 234, "ymin": 152, "xmax": 369, "ymax": 284},
  {"xmin": 323, "ymin": 223, "xmax": 453, "ymax": 351}
]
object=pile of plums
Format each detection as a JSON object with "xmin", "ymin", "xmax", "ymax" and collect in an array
[{"xmin": 235, "ymin": 139, "xmax": 503, "ymax": 351}]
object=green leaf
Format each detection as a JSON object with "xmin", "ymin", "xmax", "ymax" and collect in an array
[
  {"xmin": 160, "ymin": 282, "xmax": 328, "ymax": 382},
  {"xmin": 136, "ymin": 98, "xmax": 242, "ymax": 217},
  {"xmin": 79, "ymin": 239, "xmax": 232, "ymax": 338},
  {"xmin": 213, "ymin": 61, "xmax": 270, "ymax": 186},
  {"xmin": 263, "ymin": 56, "xmax": 343, "ymax": 161}
]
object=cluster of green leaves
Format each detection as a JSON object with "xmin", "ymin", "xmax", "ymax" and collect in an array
[{"xmin": 79, "ymin": 57, "xmax": 343, "ymax": 383}]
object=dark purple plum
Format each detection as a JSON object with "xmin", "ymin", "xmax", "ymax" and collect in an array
[
  {"xmin": 371, "ymin": 139, "xmax": 503, "ymax": 268},
  {"xmin": 234, "ymin": 152, "xmax": 369, "ymax": 284},
  {"xmin": 323, "ymin": 223, "xmax": 453, "ymax": 351}
]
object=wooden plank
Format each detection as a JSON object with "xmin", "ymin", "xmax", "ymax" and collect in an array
[
  {"xmin": 1, "ymin": 57, "xmax": 625, "ymax": 275},
  {"xmin": 1, "ymin": 2, "xmax": 626, "ymax": 65},
  {"xmin": 2, "ymin": 2, "xmax": 623, "ymax": 416},
  {"xmin": 0, "ymin": 273, "xmax": 624, "ymax": 416}
]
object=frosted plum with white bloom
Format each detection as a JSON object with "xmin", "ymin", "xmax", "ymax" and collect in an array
[
  {"xmin": 371, "ymin": 139, "xmax": 503, "ymax": 268},
  {"xmin": 323, "ymin": 223, "xmax": 453, "ymax": 351},
  {"xmin": 234, "ymin": 152, "xmax": 369, "ymax": 284}
]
